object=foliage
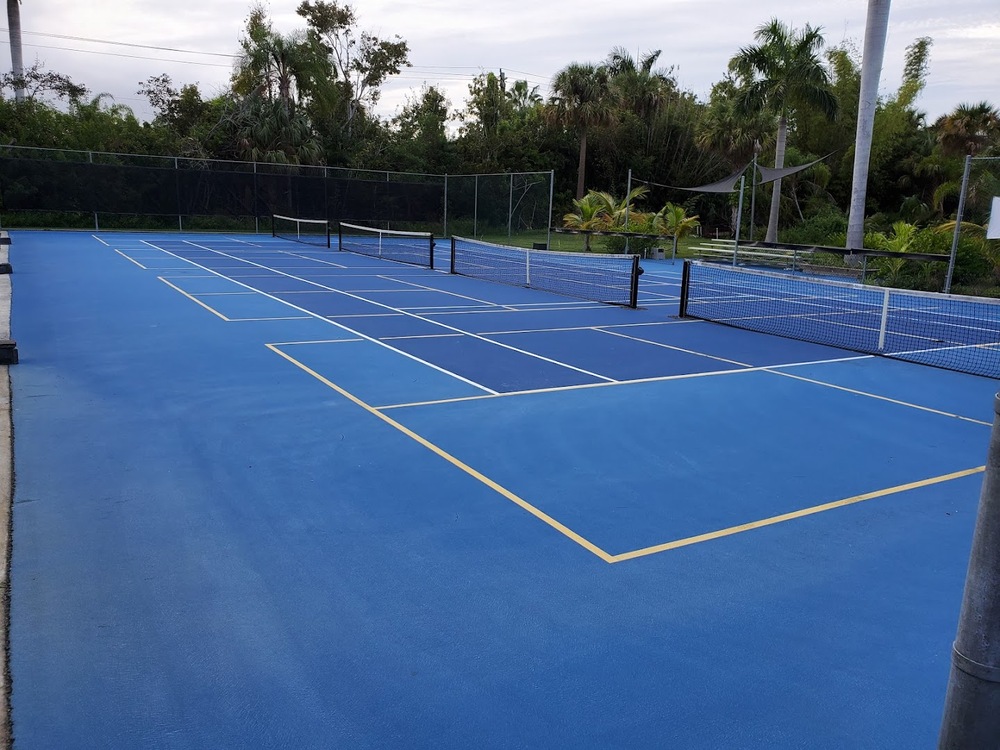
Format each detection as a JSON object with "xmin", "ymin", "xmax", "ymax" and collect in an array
[
  {"xmin": 561, "ymin": 187, "xmax": 698, "ymax": 254},
  {"xmin": 2, "ymin": 7, "xmax": 1000, "ymax": 298},
  {"xmin": 728, "ymin": 18, "xmax": 838, "ymax": 242},
  {"xmin": 0, "ymin": 62, "xmax": 87, "ymax": 103}
]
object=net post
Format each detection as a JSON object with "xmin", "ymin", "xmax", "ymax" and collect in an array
[
  {"xmin": 449, "ymin": 237, "xmax": 457, "ymax": 275},
  {"xmin": 271, "ymin": 215, "xmax": 276, "ymax": 238},
  {"xmin": 678, "ymin": 261, "xmax": 691, "ymax": 316},
  {"xmin": 325, "ymin": 221, "xmax": 331, "ymax": 249},
  {"xmin": 428, "ymin": 235, "xmax": 434, "ymax": 271},
  {"xmin": 337, "ymin": 222, "xmax": 342, "ymax": 251},
  {"xmin": 628, "ymin": 255, "xmax": 640, "ymax": 308},
  {"xmin": 938, "ymin": 394, "xmax": 1000, "ymax": 748}
]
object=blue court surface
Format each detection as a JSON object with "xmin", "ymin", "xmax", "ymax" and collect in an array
[{"xmin": 9, "ymin": 231, "xmax": 997, "ymax": 748}]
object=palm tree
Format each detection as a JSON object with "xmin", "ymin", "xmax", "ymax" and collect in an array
[
  {"xmin": 547, "ymin": 63, "xmax": 612, "ymax": 199},
  {"xmin": 847, "ymin": 0, "xmax": 891, "ymax": 251},
  {"xmin": 563, "ymin": 192, "xmax": 611, "ymax": 251},
  {"xmin": 507, "ymin": 80, "xmax": 542, "ymax": 111},
  {"xmin": 7, "ymin": 0, "xmax": 24, "ymax": 103},
  {"xmin": 935, "ymin": 102, "xmax": 1000, "ymax": 157},
  {"xmin": 868, "ymin": 221, "xmax": 917, "ymax": 286},
  {"xmin": 730, "ymin": 19, "xmax": 838, "ymax": 243},
  {"xmin": 589, "ymin": 185, "xmax": 650, "ymax": 228},
  {"xmin": 651, "ymin": 203, "xmax": 700, "ymax": 238},
  {"xmin": 605, "ymin": 47, "xmax": 671, "ymax": 152}
]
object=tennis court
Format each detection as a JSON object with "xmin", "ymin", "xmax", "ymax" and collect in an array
[{"xmin": 9, "ymin": 229, "xmax": 997, "ymax": 748}]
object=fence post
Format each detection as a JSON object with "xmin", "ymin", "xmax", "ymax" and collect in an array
[
  {"xmin": 508, "ymin": 172, "xmax": 514, "ymax": 239},
  {"xmin": 174, "ymin": 157, "xmax": 183, "ymax": 232},
  {"xmin": 938, "ymin": 393, "xmax": 1000, "ymax": 748},
  {"xmin": 944, "ymin": 154, "xmax": 972, "ymax": 294},
  {"xmin": 547, "ymin": 170, "xmax": 554, "ymax": 250}
]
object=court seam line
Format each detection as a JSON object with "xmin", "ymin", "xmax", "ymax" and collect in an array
[
  {"xmin": 375, "ymin": 354, "xmax": 875, "ymax": 410},
  {"xmin": 376, "ymin": 275, "xmax": 522, "ymax": 311},
  {"xmin": 190, "ymin": 292, "xmax": 259, "ymax": 297},
  {"xmin": 611, "ymin": 466, "xmax": 986, "ymax": 562},
  {"xmin": 596, "ymin": 327, "xmax": 750, "ymax": 366},
  {"xmin": 182, "ymin": 240, "xmax": 620, "ymax": 385},
  {"xmin": 114, "ymin": 250, "xmax": 147, "ymax": 269},
  {"xmin": 144, "ymin": 241, "xmax": 499, "ymax": 396},
  {"xmin": 158, "ymin": 278, "xmax": 232, "ymax": 321},
  {"xmin": 271, "ymin": 338, "xmax": 364, "ymax": 345},
  {"xmin": 266, "ymin": 343, "xmax": 616, "ymax": 563},
  {"xmin": 762, "ymin": 368, "xmax": 993, "ymax": 426},
  {"xmin": 227, "ymin": 316, "xmax": 314, "ymax": 322}
]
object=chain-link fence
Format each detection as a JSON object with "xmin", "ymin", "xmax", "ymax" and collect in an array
[{"xmin": 0, "ymin": 146, "xmax": 553, "ymax": 244}]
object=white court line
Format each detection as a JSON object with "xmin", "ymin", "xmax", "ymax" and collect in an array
[
  {"xmin": 179, "ymin": 240, "xmax": 619, "ymax": 385},
  {"xmin": 92, "ymin": 235, "xmax": 110, "ymax": 247},
  {"xmin": 143, "ymin": 239, "xmax": 498, "ymax": 396}
]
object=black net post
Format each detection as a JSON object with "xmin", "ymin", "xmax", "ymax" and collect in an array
[
  {"xmin": 450, "ymin": 237, "xmax": 457, "ymax": 275},
  {"xmin": 628, "ymin": 255, "xmax": 640, "ymax": 309},
  {"xmin": 678, "ymin": 260, "xmax": 691, "ymax": 317},
  {"xmin": 938, "ymin": 393, "xmax": 1000, "ymax": 748}
]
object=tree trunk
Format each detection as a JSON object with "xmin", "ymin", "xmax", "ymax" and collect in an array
[
  {"xmin": 765, "ymin": 114, "xmax": 787, "ymax": 243},
  {"xmin": 7, "ymin": 0, "xmax": 24, "ymax": 103},
  {"xmin": 847, "ymin": 0, "xmax": 892, "ymax": 250},
  {"xmin": 576, "ymin": 128, "xmax": 587, "ymax": 200}
]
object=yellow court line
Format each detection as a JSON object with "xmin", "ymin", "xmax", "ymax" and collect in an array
[
  {"xmin": 266, "ymin": 344, "xmax": 616, "ymax": 563},
  {"xmin": 611, "ymin": 466, "xmax": 985, "ymax": 562},
  {"xmin": 158, "ymin": 277, "xmax": 230, "ymax": 320}
]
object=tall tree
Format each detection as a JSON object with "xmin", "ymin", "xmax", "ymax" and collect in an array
[
  {"xmin": 296, "ymin": 0, "xmax": 409, "ymax": 139},
  {"xmin": 548, "ymin": 63, "xmax": 612, "ymax": 199},
  {"xmin": 7, "ymin": 0, "xmax": 24, "ymax": 102},
  {"xmin": 847, "ymin": 0, "xmax": 891, "ymax": 250},
  {"xmin": 730, "ymin": 19, "xmax": 839, "ymax": 242},
  {"xmin": 605, "ymin": 48, "xmax": 672, "ymax": 153}
]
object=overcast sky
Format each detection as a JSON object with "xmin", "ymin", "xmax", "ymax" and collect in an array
[{"xmin": 4, "ymin": 0, "xmax": 999, "ymax": 127}]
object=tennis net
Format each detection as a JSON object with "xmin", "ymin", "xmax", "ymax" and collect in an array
[
  {"xmin": 679, "ymin": 260, "xmax": 1000, "ymax": 378},
  {"xmin": 271, "ymin": 214, "xmax": 331, "ymax": 247},
  {"xmin": 450, "ymin": 237, "xmax": 640, "ymax": 307},
  {"xmin": 338, "ymin": 222, "xmax": 435, "ymax": 268}
]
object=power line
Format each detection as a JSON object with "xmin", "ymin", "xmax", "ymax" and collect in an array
[
  {"xmin": 0, "ymin": 40, "xmax": 234, "ymax": 68},
  {"xmin": 0, "ymin": 28, "xmax": 237, "ymax": 58}
]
